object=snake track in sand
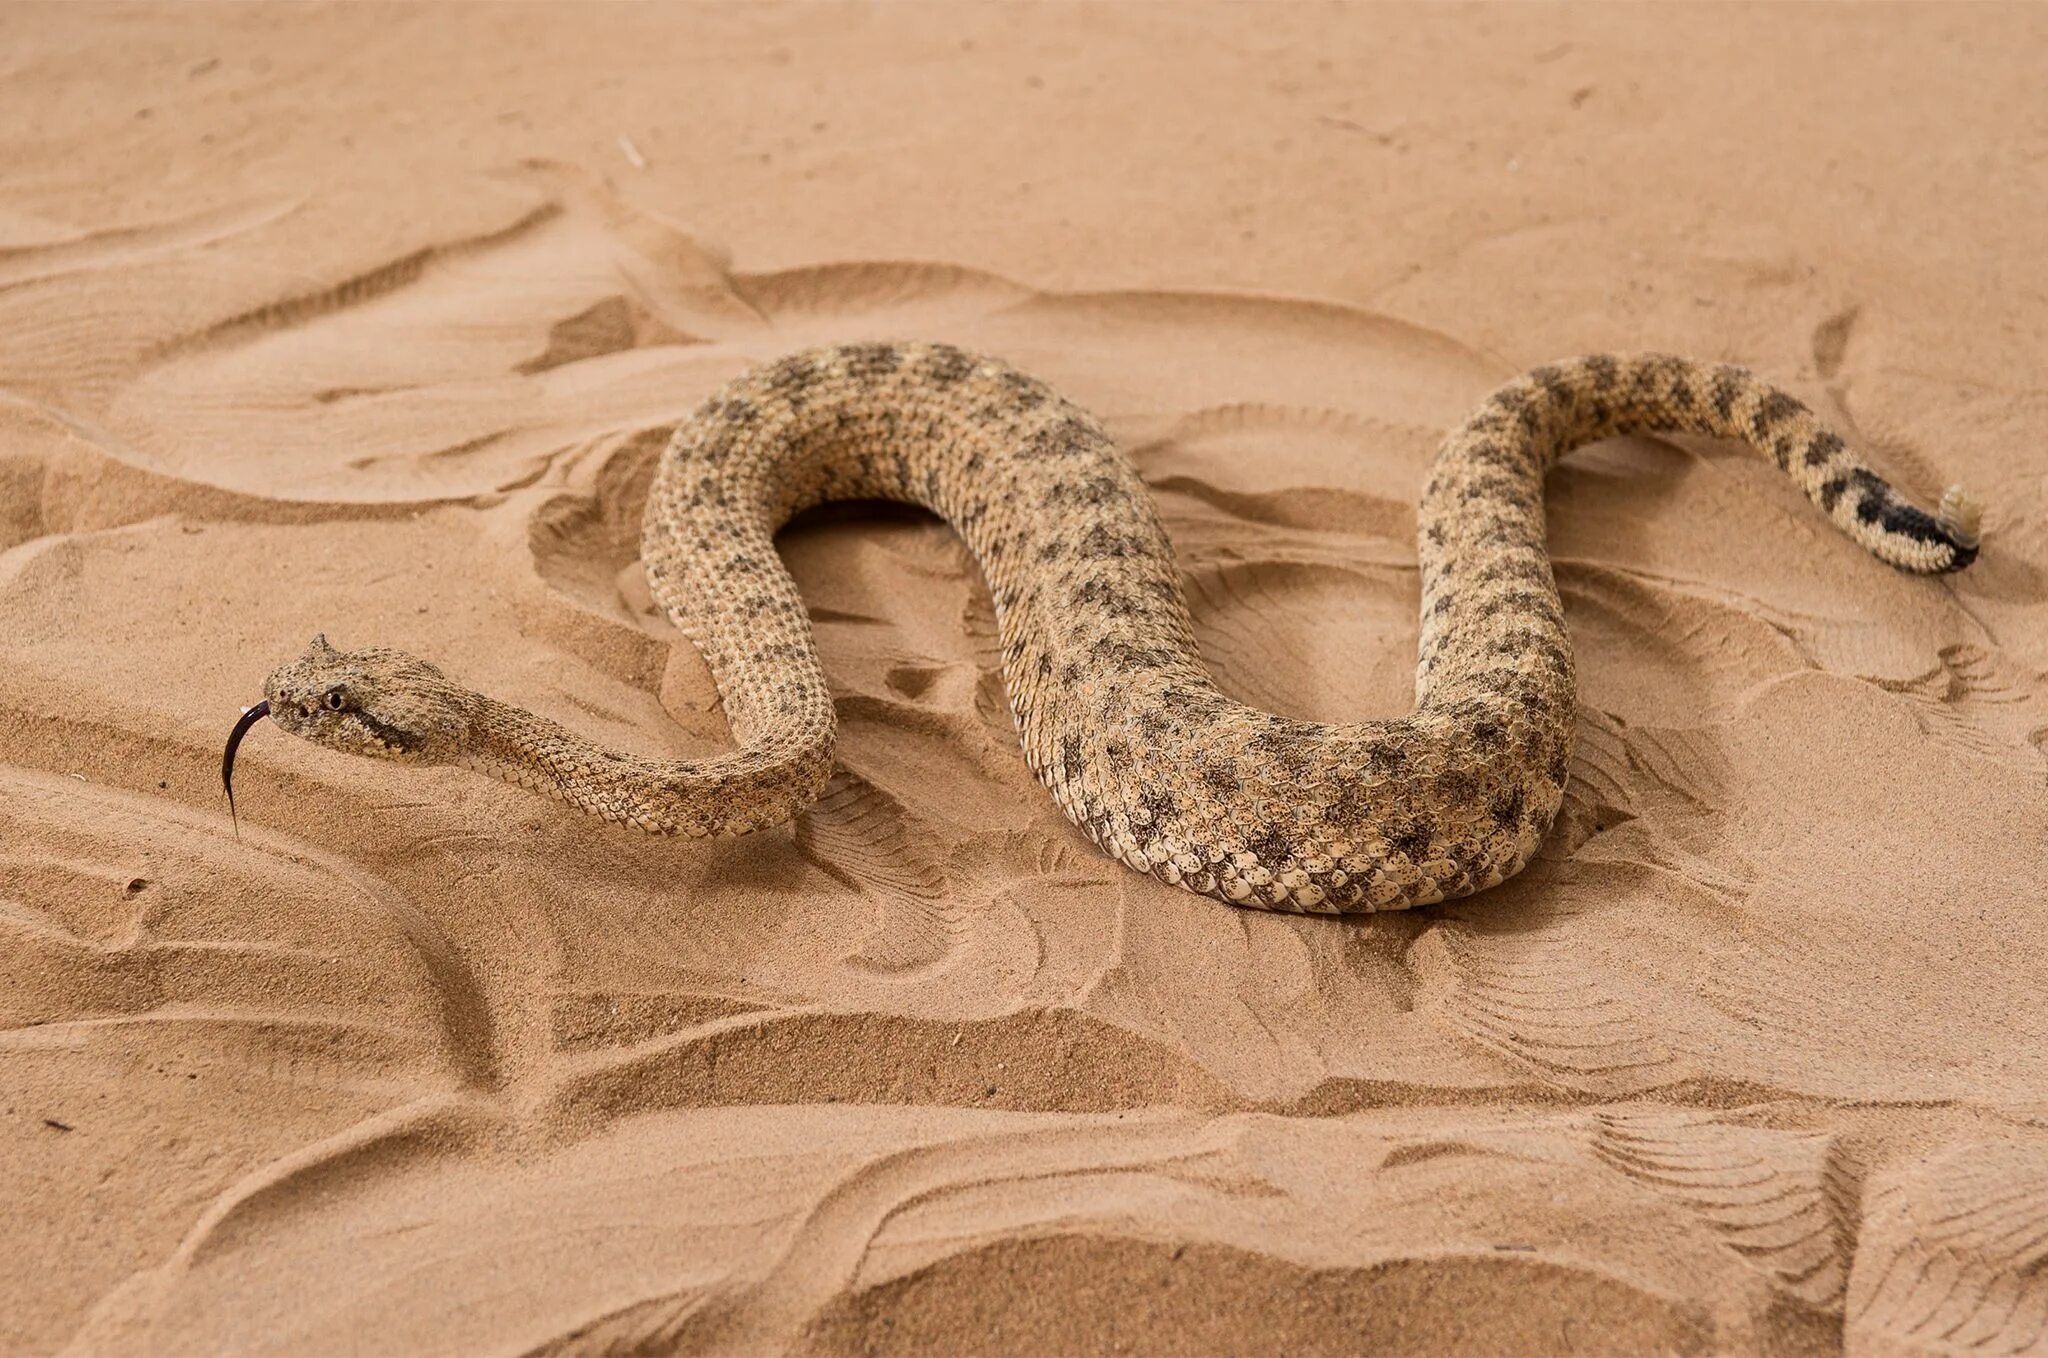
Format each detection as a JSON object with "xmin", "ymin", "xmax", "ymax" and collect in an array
[{"xmin": 236, "ymin": 342, "xmax": 1981, "ymax": 913}]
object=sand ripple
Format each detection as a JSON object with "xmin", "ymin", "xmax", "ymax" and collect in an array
[{"xmin": 6, "ymin": 7, "xmax": 2045, "ymax": 1353}]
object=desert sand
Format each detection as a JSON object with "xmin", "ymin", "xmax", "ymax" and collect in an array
[{"xmin": 5, "ymin": 4, "xmax": 2046, "ymax": 1354}]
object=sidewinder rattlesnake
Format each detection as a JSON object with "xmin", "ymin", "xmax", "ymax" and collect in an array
[{"xmin": 225, "ymin": 342, "xmax": 1981, "ymax": 913}]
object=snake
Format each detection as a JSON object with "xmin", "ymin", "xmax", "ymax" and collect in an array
[{"xmin": 222, "ymin": 342, "xmax": 1982, "ymax": 913}]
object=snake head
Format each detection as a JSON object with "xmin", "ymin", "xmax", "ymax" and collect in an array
[{"xmin": 260, "ymin": 634, "xmax": 469, "ymax": 764}]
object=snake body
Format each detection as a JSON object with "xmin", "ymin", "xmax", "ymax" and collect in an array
[{"xmin": 246, "ymin": 342, "xmax": 1979, "ymax": 913}]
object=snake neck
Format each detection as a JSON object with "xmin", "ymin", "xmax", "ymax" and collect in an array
[{"xmin": 454, "ymin": 689, "xmax": 831, "ymax": 837}]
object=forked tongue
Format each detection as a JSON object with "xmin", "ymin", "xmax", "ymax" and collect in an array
[{"xmin": 221, "ymin": 700, "xmax": 271, "ymax": 837}]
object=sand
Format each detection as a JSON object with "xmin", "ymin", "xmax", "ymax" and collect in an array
[{"xmin": 4, "ymin": 4, "xmax": 2046, "ymax": 1354}]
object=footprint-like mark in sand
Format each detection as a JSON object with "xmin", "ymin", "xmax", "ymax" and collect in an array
[
  {"xmin": 1590, "ymin": 1108, "xmax": 1845, "ymax": 1309},
  {"xmin": 0, "ymin": 765, "xmax": 497, "ymax": 1091},
  {"xmin": 1541, "ymin": 710, "xmax": 1643, "ymax": 862},
  {"xmin": 795, "ymin": 772, "xmax": 962, "ymax": 979},
  {"xmin": 1811, "ymin": 305, "xmax": 1859, "ymax": 383},
  {"xmin": 1410, "ymin": 906, "xmax": 1686, "ymax": 1095},
  {"xmin": 1847, "ymin": 1131, "xmax": 2048, "ymax": 1356},
  {"xmin": 520, "ymin": 422, "xmax": 687, "ymax": 691},
  {"xmin": 1865, "ymin": 642, "xmax": 2048, "ymax": 768}
]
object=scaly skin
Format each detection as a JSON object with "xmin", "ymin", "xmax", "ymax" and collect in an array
[{"xmin": 250, "ymin": 342, "xmax": 1980, "ymax": 913}]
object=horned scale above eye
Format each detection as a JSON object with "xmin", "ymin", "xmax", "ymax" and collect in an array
[{"xmin": 231, "ymin": 341, "xmax": 1981, "ymax": 913}]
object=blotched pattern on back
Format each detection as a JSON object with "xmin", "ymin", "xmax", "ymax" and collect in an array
[{"xmin": 253, "ymin": 342, "xmax": 1980, "ymax": 912}]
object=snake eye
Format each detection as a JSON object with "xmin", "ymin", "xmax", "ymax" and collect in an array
[{"xmin": 324, "ymin": 688, "xmax": 346, "ymax": 711}]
